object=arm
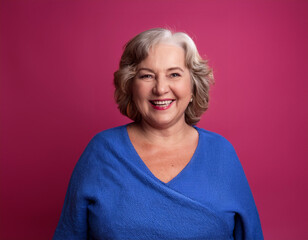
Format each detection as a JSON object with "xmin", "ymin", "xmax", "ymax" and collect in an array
[
  {"xmin": 53, "ymin": 139, "xmax": 97, "ymax": 240},
  {"xmin": 227, "ymin": 147, "xmax": 263, "ymax": 239}
]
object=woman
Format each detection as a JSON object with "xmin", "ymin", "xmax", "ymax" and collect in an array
[{"xmin": 53, "ymin": 28, "xmax": 263, "ymax": 239}]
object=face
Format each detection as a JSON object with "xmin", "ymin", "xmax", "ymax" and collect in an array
[{"xmin": 132, "ymin": 43, "xmax": 192, "ymax": 129}]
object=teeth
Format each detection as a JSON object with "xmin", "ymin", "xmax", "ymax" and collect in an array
[{"xmin": 152, "ymin": 100, "xmax": 173, "ymax": 105}]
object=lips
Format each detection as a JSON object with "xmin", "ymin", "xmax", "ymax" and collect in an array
[{"xmin": 149, "ymin": 99, "xmax": 175, "ymax": 110}]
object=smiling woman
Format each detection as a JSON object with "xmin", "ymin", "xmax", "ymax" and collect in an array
[
  {"xmin": 114, "ymin": 28, "xmax": 213, "ymax": 126},
  {"xmin": 132, "ymin": 44, "xmax": 192, "ymax": 129},
  {"xmin": 53, "ymin": 28, "xmax": 263, "ymax": 239}
]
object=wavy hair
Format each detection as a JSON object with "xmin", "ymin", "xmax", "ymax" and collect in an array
[{"xmin": 114, "ymin": 28, "xmax": 214, "ymax": 125}]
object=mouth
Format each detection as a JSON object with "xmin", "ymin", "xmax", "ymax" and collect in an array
[{"xmin": 149, "ymin": 99, "xmax": 175, "ymax": 110}]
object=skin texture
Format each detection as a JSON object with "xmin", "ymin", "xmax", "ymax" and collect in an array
[{"xmin": 127, "ymin": 44, "xmax": 199, "ymax": 183}]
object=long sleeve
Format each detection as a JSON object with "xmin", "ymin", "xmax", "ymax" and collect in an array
[
  {"xmin": 52, "ymin": 125, "xmax": 263, "ymax": 239},
  {"xmin": 53, "ymin": 138, "xmax": 97, "ymax": 239},
  {"xmin": 218, "ymin": 136, "xmax": 263, "ymax": 239},
  {"xmin": 231, "ymin": 157, "xmax": 263, "ymax": 240}
]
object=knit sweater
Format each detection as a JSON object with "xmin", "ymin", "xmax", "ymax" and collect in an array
[{"xmin": 53, "ymin": 125, "xmax": 263, "ymax": 239}]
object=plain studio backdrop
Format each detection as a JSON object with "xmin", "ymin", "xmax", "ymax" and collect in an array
[{"xmin": 1, "ymin": 0, "xmax": 307, "ymax": 239}]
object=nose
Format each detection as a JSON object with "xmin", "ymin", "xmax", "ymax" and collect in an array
[{"xmin": 152, "ymin": 76, "xmax": 169, "ymax": 96}]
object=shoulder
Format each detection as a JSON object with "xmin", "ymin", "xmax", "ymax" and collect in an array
[
  {"xmin": 195, "ymin": 127, "xmax": 228, "ymax": 141},
  {"xmin": 94, "ymin": 124, "xmax": 126, "ymax": 140},
  {"xmin": 73, "ymin": 125, "xmax": 128, "ymax": 171},
  {"xmin": 195, "ymin": 127, "xmax": 247, "ymax": 183},
  {"xmin": 88, "ymin": 125, "xmax": 127, "ymax": 149},
  {"xmin": 195, "ymin": 126, "xmax": 236, "ymax": 153},
  {"xmin": 194, "ymin": 126, "xmax": 243, "ymax": 172},
  {"xmin": 77, "ymin": 125, "xmax": 131, "ymax": 164}
]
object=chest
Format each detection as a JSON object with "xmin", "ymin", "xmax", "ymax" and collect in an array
[
  {"xmin": 135, "ymin": 142, "xmax": 197, "ymax": 183},
  {"xmin": 87, "ymin": 176, "xmax": 234, "ymax": 240}
]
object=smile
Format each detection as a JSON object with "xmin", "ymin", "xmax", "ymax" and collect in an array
[{"xmin": 149, "ymin": 99, "xmax": 175, "ymax": 110}]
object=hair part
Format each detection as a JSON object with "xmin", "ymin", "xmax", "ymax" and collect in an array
[{"xmin": 114, "ymin": 28, "xmax": 214, "ymax": 125}]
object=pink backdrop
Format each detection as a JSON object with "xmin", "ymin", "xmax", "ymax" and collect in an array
[{"xmin": 1, "ymin": 0, "xmax": 308, "ymax": 239}]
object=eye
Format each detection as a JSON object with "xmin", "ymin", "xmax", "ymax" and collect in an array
[
  {"xmin": 170, "ymin": 73, "xmax": 181, "ymax": 78},
  {"xmin": 139, "ymin": 74, "xmax": 154, "ymax": 79}
]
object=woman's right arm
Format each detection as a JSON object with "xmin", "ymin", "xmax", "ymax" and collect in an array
[{"xmin": 53, "ymin": 138, "xmax": 97, "ymax": 240}]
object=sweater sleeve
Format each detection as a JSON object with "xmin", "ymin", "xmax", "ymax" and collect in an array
[
  {"xmin": 232, "ymin": 173, "xmax": 263, "ymax": 240},
  {"xmin": 53, "ymin": 138, "xmax": 97, "ymax": 240},
  {"xmin": 225, "ymin": 144, "xmax": 263, "ymax": 240}
]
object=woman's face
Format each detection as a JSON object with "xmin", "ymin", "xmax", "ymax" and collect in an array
[{"xmin": 132, "ymin": 43, "xmax": 192, "ymax": 129}]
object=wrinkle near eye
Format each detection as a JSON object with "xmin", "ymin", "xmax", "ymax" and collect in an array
[
  {"xmin": 170, "ymin": 73, "xmax": 181, "ymax": 78},
  {"xmin": 139, "ymin": 74, "xmax": 154, "ymax": 79}
]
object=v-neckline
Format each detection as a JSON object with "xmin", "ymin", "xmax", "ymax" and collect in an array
[{"xmin": 123, "ymin": 124, "xmax": 201, "ymax": 185}]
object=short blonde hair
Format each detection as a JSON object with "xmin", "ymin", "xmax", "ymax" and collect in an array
[{"xmin": 114, "ymin": 28, "xmax": 214, "ymax": 125}]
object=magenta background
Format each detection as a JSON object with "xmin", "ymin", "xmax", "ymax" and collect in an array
[{"xmin": 1, "ymin": 0, "xmax": 308, "ymax": 239}]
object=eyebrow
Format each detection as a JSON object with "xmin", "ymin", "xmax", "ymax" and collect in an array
[
  {"xmin": 167, "ymin": 67, "xmax": 184, "ymax": 72},
  {"xmin": 137, "ymin": 68, "xmax": 155, "ymax": 73},
  {"xmin": 137, "ymin": 67, "xmax": 184, "ymax": 73}
]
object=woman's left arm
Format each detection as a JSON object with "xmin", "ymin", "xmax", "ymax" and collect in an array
[{"xmin": 227, "ymin": 146, "xmax": 264, "ymax": 240}]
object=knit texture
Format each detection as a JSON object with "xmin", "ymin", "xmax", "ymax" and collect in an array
[{"xmin": 53, "ymin": 125, "xmax": 263, "ymax": 239}]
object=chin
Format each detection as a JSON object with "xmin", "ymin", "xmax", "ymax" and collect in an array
[{"xmin": 146, "ymin": 116, "xmax": 184, "ymax": 129}]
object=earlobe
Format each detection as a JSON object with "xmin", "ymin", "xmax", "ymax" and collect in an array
[
  {"xmin": 126, "ymin": 101, "xmax": 133, "ymax": 118},
  {"xmin": 126, "ymin": 100, "xmax": 137, "ymax": 119}
]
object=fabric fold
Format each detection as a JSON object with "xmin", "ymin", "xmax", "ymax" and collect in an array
[{"xmin": 53, "ymin": 125, "xmax": 263, "ymax": 240}]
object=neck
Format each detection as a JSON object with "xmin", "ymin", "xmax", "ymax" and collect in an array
[{"xmin": 131, "ymin": 119, "xmax": 194, "ymax": 146}]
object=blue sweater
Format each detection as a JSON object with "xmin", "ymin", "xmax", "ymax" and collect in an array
[{"xmin": 53, "ymin": 125, "xmax": 263, "ymax": 239}]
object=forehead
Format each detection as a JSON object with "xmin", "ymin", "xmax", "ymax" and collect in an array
[{"xmin": 138, "ymin": 43, "xmax": 186, "ymax": 69}]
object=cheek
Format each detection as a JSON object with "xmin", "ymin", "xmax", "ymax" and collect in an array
[
  {"xmin": 132, "ymin": 83, "xmax": 150, "ymax": 102},
  {"xmin": 176, "ymin": 80, "xmax": 192, "ymax": 98}
]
